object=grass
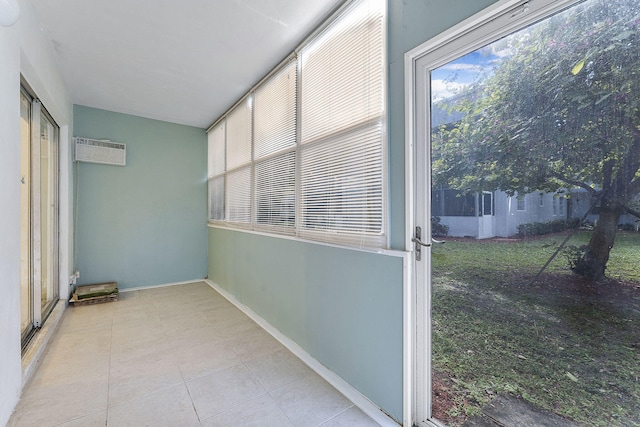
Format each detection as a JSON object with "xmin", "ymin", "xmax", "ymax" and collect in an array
[{"xmin": 431, "ymin": 231, "xmax": 640, "ymax": 427}]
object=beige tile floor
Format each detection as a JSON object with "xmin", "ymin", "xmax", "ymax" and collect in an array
[{"xmin": 9, "ymin": 281, "xmax": 381, "ymax": 427}]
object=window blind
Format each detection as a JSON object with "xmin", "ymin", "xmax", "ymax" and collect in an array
[
  {"xmin": 208, "ymin": 122, "xmax": 225, "ymax": 176},
  {"xmin": 300, "ymin": 0, "xmax": 384, "ymax": 144},
  {"xmin": 253, "ymin": 60, "xmax": 298, "ymax": 233},
  {"xmin": 226, "ymin": 100, "xmax": 252, "ymax": 171},
  {"xmin": 254, "ymin": 61, "xmax": 297, "ymax": 159},
  {"xmin": 299, "ymin": 0, "xmax": 385, "ymax": 247},
  {"xmin": 208, "ymin": 123, "xmax": 226, "ymax": 221},
  {"xmin": 255, "ymin": 152, "xmax": 296, "ymax": 233},
  {"xmin": 206, "ymin": 0, "xmax": 386, "ymax": 249},
  {"xmin": 209, "ymin": 176, "xmax": 225, "ymax": 221},
  {"xmin": 226, "ymin": 166, "xmax": 252, "ymax": 225},
  {"xmin": 225, "ymin": 100, "xmax": 252, "ymax": 226}
]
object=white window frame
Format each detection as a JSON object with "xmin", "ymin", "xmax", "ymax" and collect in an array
[{"xmin": 207, "ymin": 0, "xmax": 387, "ymax": 250}]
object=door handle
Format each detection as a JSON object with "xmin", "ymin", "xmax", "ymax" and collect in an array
[
  {"xmin": 413, "ymin": 226, "xmax": 445, "ymax": 261},
  {"xmin": 413, "ymin": 226, "xmax": 430, "ymax": 261},
  {"xmin": 411, "ymin": 236, "xmax": 430, "ymax": 247}
]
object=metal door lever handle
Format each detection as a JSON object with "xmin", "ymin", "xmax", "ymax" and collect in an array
[
  {"xmin": 413, "ymin": 226, "xmax": 446, "ymax": 262},
  {"xmin": 411, "ymin": 236, "xmax": 431, "ymax": 247}
]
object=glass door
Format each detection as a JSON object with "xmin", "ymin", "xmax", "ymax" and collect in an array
[
  {"xmin": 20, "ymin": 91, "xmax": 33, "ymax": 342},
  {"xmin": 412, "ymin": 0, "xmax": 640, "ymax": 425},
  {"xmin": 20, "ymin": 86, "xmax": 60, "ymax": 350},
  {"xmin": 39, "ymin": 112, "xmax": 59, "ymax": 317}
]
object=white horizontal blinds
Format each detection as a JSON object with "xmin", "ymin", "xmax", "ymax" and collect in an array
[
  {"xmin": 207, "ymin": 122, "xmax": 226, "ymax": 221},
  {"xmin": 208, "ymin": 123, "xmax": 225, "ymax": 177},
  {"xmin": 299, "ymin": 0, "xmax": 386, "ymax": 247},
  {"xmin": 209, "ymin": 176, "xmax": 225, "ymax": 220},
  {"xmin": 206, "ymin": 0, "xmax": 387, "ymax": 249},
  {"xmin": 253, "ymin": 60, "xmax": 297, "ymax": 233},
  {"xmin": 254, "ymin": 60, "xmax": 297, "ymax": 158},
  {"xmin": 300, "ymin": 124, "xmax": 384, "ymax": 245},
  {"xmin": 225, "ymin": 99, "xmax": 252, "ymax": 226},
  {"xmin": 226, "ymin": 99, "xmax": 252, "ymax": 170},
  {"xmin": 300, "ymin": 0, "xmax": 384, "ymax": 144},
  {"xmin": 255, "ymin": 152, "xmax": 296, "ymax": 233},
  {"xmin": 226, "ymin": 167, "xmax": 252, "ymax": 225}
]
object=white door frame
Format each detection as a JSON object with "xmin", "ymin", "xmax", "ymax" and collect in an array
[
  {"xmin": 478, "ymin": 191, "xmax": 494, "ymax": 239},
  {"xmin": 403, "ymin": 0, "xmax": 579, "ymax": 425}
]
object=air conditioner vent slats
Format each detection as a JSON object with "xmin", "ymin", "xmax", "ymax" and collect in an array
[{"xmin": 73, "ymin": 137, "xmax": 126, "ymax": 166}]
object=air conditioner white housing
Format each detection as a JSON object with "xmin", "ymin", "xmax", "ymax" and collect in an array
[{"xmin": 73, "ymin": 137, "xmax": 126, "ymax": 166}]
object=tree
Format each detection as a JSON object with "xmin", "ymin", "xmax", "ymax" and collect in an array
[{"xmin": 432, "ymin": 0, "xmax": 640, "ymax": 281}]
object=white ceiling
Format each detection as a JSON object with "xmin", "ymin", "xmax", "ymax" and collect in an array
[{"xmin": 30, "ymin": 0, "xmax": 343, "ymax": 128}]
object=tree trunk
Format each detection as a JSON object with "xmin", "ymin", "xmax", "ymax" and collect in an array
[{"xmin": 572, "ymin": 203, "xmax": 623, "ymax": 281}]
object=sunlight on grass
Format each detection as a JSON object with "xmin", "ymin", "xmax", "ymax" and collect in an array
[{"xmin": 431, "ymin": 232, "xmax": 640, "ymax": 427}]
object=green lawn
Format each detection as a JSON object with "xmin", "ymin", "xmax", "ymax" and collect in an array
[{"xmin": 431, "ymin": 231, "xmax": 640, "ymax": 426}]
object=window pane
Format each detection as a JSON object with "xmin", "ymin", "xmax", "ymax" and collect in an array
[
  {"xmin": 300, "ymin": 0, "xmax": 384, "ymax": 144},
  {"xmin": 206, "ymin": 0, "xmax": 387, "ymax": 249},
  {"xmin": 254, "ymin": 61, "xmax": 297, "ymax": 159},
  {"xmin": 226, "ymin": 166, "xmax": 251, "ymax": 225},
  {"xmin": 300, "ymin": 124, "xmax": 383, "ymax": 236},
  {"xmin": 39, "ymin": 113, "xmax": 58, "ymax": 316},
  {"xmin": 298, "ymin": 0, "xmax": 386, "ymax": 247},
  {"xmin": 208, "ymin": 122, "xmax": 225, "ymax": 177},
  {"xmin": 20, "ymin": 91, "xmax": 32, "ymax": 339},
  {"xmin": 209, "ymin": 176, "xmax": 225, "ymax": 221},
  {"xmin": 255, "ymin": 151, "xmax": 295, "ymax": 232},
  {"xmin": 226, "ymin": 100, "xmax": 252, "ymax": 170}
]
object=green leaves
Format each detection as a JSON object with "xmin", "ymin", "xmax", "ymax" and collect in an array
[
  {"xmin": 432, "ymin": 0, "xmax": 640, "ymax": 200},
  {"xmin": 571, "ymin": 59, "xmax": 585, "ymax": 75}
]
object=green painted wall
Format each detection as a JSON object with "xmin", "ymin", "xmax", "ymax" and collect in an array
[
  {"xmin": 205, "ymin": 0, "xmax": 501, "ymax": 422},
  {"xmin": 208, "ymin": 227, "xmax": 405, "ymax": 420},
  {"xmin": 74, "ymin": 105, "xmax": 207, "ymax": 289},
  {"xmin": 387, "ymin": 0, "xmax": 498, "ymax": 249}
]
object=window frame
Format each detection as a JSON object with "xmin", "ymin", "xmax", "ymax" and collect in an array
[{"xmin": 206, "ymin": 0, "xmax": 387, "ymax": 249}]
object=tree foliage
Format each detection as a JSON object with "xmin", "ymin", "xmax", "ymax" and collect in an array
[
  {"xmin": 433, "ymin": 0, "xmax": 640, "ymax": 280},
  {"xmin": 434, "ymin": 0, "xmax": 640, "ymax": 197}
]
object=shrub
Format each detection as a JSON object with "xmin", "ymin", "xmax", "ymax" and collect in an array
[
  {"xmin": 517, "ymin": 218, "xmax": 580, "ymax": 237},
  {"xmin": 432, "ymin": 216, "xmax": 449, "ymax": 236}
]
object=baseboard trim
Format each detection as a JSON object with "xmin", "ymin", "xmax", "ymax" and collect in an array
[
  {"xmin": 205, "ymin": 279, "xmax": 400, "ymax": 427},
  {"xmin": 118, "ymin": 279, "xmax": 207, "ymax": 293}
]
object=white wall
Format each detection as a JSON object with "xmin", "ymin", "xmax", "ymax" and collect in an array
[
  {"xmin": 0, "ymin": 1, "xmax": 72, "ymax": 424},
  {"xmin": 0, "ymin": 17, "xmax": 23, "ymax": 427}
]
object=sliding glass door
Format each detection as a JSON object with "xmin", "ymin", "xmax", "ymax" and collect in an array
[
  {"xmin": 20, "ymin": 91, "xmax": 33, "ymax": 342},
  {"xmin": 20, "ymin": 86, "xmax": 60, "ymax": 349}
]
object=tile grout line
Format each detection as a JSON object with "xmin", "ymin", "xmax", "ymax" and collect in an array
[
  {"xmin": 160, "ymin": 291, "xmax": 205, "ymax": 426},
  {"xmin": 105, "ymin": 305, "xmax": 115, "ymax": 426},
  {"xmin": 315, "ymin": 404, "xmax": 357, "ymax": 427}
]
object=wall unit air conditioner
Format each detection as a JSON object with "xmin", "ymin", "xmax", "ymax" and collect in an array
[{"xmin": 73, "ymin": 137, "xmax": 126, "ymax": 166}]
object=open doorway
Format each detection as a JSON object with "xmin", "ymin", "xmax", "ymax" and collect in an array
[{"xmin": 408, "ymin": 0, "xmax": 640, "ymax": 425}]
